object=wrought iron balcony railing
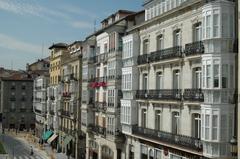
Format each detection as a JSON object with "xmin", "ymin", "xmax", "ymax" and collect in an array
[
  {"xmin": 183, "ymin": 89, "xmax": 204, "ymax": 102},
  {"xmin": 137, "ymin": 54, "xmax": 149, "ymax": 65},
  {"xmin": 184, "ymin": 41, "xmax": 204, "ymax": 56},
  {"xmin": 60, "ymin": 109, "xmax": 71, "ymax": 117},
  {"xmin": 136, "ymin": 89, "xmax": 182, "ymax": 101},
  {"xmin": 149, "ymin": 46, "xmax": 182, "ymax": 62},
  {"xmin": 132, "ymin": 126, "xmax": 202, "ymax": 151},
  {"xmin": 95, "ymin": 102, "xmax": 107, "ymax": 112},
  {"xmin": 88, "ymin": 124, "xmax": 106, "ymax": 136}
]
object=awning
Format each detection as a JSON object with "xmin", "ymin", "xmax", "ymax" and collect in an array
[
  {"xmin": 42, "ymin": 130, "xmax": 53, "ymax": 141},
  {"xmin": 62, "ymin": 135, "xmax": 73, "ymax": 147},
  {"xmin": 47, "ymin": 133, "xmax": 58, "ymax": 144}
]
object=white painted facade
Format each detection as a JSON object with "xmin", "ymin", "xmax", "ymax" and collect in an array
[{"xmin": 121, "ymin": 0, "xmax": 237, "ymax": 159}]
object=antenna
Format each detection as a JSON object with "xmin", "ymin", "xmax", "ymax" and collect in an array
[
  {"xmin": 41, "ymin": 42, "xmax": 44, "ymax": 58},
  {"xmin": 11, "ymin": 60, "xmax": 13, "ymax": 70},
  {"xmin": 94, "ymin": 19, "xmax": 96, "ymax": 32}
]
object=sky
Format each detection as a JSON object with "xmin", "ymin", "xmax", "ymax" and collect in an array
[{"xmin": 0, "ymin": 0, "xmax": 142, "ymax": 70}]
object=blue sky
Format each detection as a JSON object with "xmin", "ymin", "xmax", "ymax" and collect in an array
[{"xmin": 0, "ymin": 0, "xmax": 142, "ymax": 70}]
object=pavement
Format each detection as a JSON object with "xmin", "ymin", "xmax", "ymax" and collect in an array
[
  {"xmin": 0, "ymin": 130, "xmax": 71, "ymax": 159},
  {"xmin": 0, "ymin": 133, "xmax": 49, "ymax": 159}
]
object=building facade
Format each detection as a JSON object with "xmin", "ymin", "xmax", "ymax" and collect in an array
[
  {"xmin": 58, "ymin": 41, "xmax": 83, "ymax": 158},
  {"xmin": 46, "ymin": 43, "xmax": 68, "ymax": 148},
  {"xmin": 81, "ymin": 10, "xmax": 135, "ymax": 159},
  {"xmin": 0, "ymin": 76, "xmax": 35, "ymax": 131},
  {"xmin": 121, "ymin": 0, "xmax": 237, "ymax": 158},
  {"xmin": 33, "ymin": 75, "xmax": 49, "ymax": 139}
]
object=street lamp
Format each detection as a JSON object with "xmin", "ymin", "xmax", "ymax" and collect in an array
[{"xmin": 230, "ymin": 136, "xmax": 237, "ymax": 157}]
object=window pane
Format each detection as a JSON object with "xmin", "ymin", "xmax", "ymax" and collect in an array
[{"xmin": 214, "ymin": 64, "xmax": 219, "ymax": 88}]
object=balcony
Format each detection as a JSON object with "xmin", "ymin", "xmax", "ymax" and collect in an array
[
  {"xmin": 19, "ymin": 108, "xmax": 27, "ymax": 112},
  {"xmin": 149, "ymin": 46, "xmax": 182, "ymax": 63},
  {"xmin": 62, "ymin": 92, "xmax": 71, "ymax": 98},
  {"xmin": 95, "ymin": 53, "xmax": 108, "ymax": 64},
  {"xmin": 132, "ymin": 126, "xmax": 202, "ymax": 151},
  {"xmin": 88, "ymin": 124, "xmax": 106, "ymax": 137},
  {"xmin": 107, "ymin": 75, "xmax": 121, "ymax": 81},
  {"xmin": 60, "ymin": 109, "xmax": 70, "ymax": 117},
  {"xmin": 10, "ymin": 97, "xmax": 16, "ymax": 101},
  {"xmin": 50, "ymin": 96, "xmax": 55, "ymax": 100},
  {"xmin": 136, "ymin": 89, "xmax": 182, "ymax": 101},
  {"xmin": 183, "ymin": 89, "xmax": 204, "ymax": 102},
  {"xmin": 49, "ymin": 110, "xmax": 54, "ymax": 115},
  {"xmin": 95, "ymin": 102, "xmax": 107, "ymax": 112},
  {"xmin": 137, "ymin": 54, "xmax": 149, "ymax": 65},
  {"xmin": 184, "ymin": 41, "xmax": 204, "ymax": 56}
]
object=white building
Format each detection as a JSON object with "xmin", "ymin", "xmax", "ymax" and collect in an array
[
  {"xmin": 81, "ymin": 10, "xmax": 136, "ymax": 159},
  {"xmin": 33, "ymin": 75, "xmax": 49, "ymax": 139},
  {"xmin": 121, "ymin": 0, "xmax": 237, "ymax": 158}
]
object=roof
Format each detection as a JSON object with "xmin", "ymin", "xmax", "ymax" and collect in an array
[
  {"xmin": 85, "ymin": 10, "xmax": 137, "ymax": 39},
  {"xmin": 49, "ymin": 43, "xmax": 68, "ymax": 49},
  {"xmin": 69, "ymin": 41, "xmax": 83, "ymax": 47},
  {"xmin": 101, "ymin": 10, "xmax": 136, "ymax": 23}
]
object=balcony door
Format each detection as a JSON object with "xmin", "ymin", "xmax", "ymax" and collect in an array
[
  {"xmin": 172, "ymin": 112, "xmax": 180, "ymax": 134},
  {"xmin": 141, "ymin": 109, "xmax": 147, "ymax": 128},
  {"xmin": 192, "ymin": 113, "xmax": 201, "ymax": 139},
  {"xmin": 143, "ymin": 73, "xmax": 148, "ymax": 90},
  {"xmin": 157, "ymin": 35, "xmax": 164, "ymax": 51},
  {"xmin": 156, "ymin": 72, "xmax": 163, "ymax": 89},
  {"xmin": 193, "ymin": 23, "xmax": 202, "ymax": 42},
  {"xmin": 173, "ymin": 70, "xmax": 180, "ymax": 89},
  {"xmin": 155, "ymin": 110, "xmax": 161, "ymax": 131},
  {"xmin": 193, "ymin": 67, "xmax": 202, "ymax": 89},
  {"xmin": 143, "ymin": 39, "xmax": 149, "ymax": 54},
  {"xmin": 173, "ymin": 29, "xmax": 181, "ymax": 47}
]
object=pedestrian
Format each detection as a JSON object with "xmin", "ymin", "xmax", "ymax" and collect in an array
[{"xmin": 30, "ymin": 146, "xmax": 33, "ymax": 155}]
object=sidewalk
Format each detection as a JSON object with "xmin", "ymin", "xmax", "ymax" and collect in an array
[{"xmin": 5, "ymin": 130, "xmax": 72, "ymax": 159}]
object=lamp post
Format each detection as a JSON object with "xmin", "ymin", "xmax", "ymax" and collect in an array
[{"xmin": 230, "ymin": 136, "xmax": 237, "ymax": 158}]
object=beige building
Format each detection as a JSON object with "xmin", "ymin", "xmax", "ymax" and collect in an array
[
  {"xmin": 58, "ymin": 41, "xmax": 83, "ymax": 158},
  {"xmin": 46, "ymin": 43, "xmax": 68, "ymax": 149}
]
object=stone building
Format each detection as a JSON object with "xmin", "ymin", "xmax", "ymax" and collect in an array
[
  {"xmin": 0, "ymin": 73, "xmax": 35, "ymax": 131},
  {"xmin": 46, "ymin": 43, "xmax": 68, "ymax": 149},
  {"xmin": 80, "ymin": 10, "xmax": 136, "ymax": 159},
  {"xmin": 120, "ymin": 0, "xmax": 237, "ymax": 158},
  {"xmin": 58, "ymin": 41, "xmax": 83, "ymax": 158},
  {"xmin": 33, "ymin": 75, "xmax": 49, "ymax": 139}
]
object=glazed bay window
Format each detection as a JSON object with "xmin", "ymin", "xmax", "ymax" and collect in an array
[
  {"xmin": 173, "ymin": 29, "xmax": 181, "ymax": 46},
  {"xmin": 206, "ymin": 64, "xmax": 211, "ymax": 88},
  {"xmin": 205, "ymin": 114, "xmax": 210, "ymax": 140},
  {"xmin": 141, "ymin": 109, "xmax": 147, "ymax": 128},
  {"xmin": 212, "ymin": 111, "xmax": 218, "ymax": 140},
  {"xmin": 143, "ymin": 39, "xmax": 149, "ymax": 54},
  {"xmin": 155, "ymin": 110, "xmax": 161, "ymax": 131},
  {"xmin": 108, "ymin": 61, "xmax": 116, "ymax": 78},
  {"xmin": 122, "ymin": 73, "xmax": 132, "ymax": 90},
  {"xmin": 156, "ymin": 34, "xmax": 164, "ymax": 51},
  {"xmin": 206, "ymin": 14, "xmax": 211, "ymax": 38},
  {"xmin": 156, "ymin": 72, "xmax": 164, "ymax": 89},
  {"xmin": 213, "ymin": 63, "xmax": 220, "ymax": 88},
  {"xmin": 222, "ymin": 64, "xmax": 228, "ymax": 88},
  {"xmin": 108, "ymin": 89, "xmax": 115, "ymax": 107},
  {"xmin": 172, "ymin": 112, "xmax": 180, "ymax": 134},
  {"xmin": 107, "ymin": 116, "xmax": 114, "ymax": 135},
  {"xmin": 213, "ymin": 10, "xmax": 220, "ymax": 37}
]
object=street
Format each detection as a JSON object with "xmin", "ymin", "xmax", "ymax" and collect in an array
[{"xmin": 0, "ymin": 134, "xmax": 49, "ymax": 159}]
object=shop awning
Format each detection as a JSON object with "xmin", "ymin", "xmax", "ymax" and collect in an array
[
  {"xmin": 47, "ymin": 133, "xmax": 58, "ymax": 144},
  {"xmin": 62, "ymin": 135, "xmax": 73, "ymax": 147},
  {"xmin": 42, "ymin": 130, "xmax": 53, "ymax": 141}
]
